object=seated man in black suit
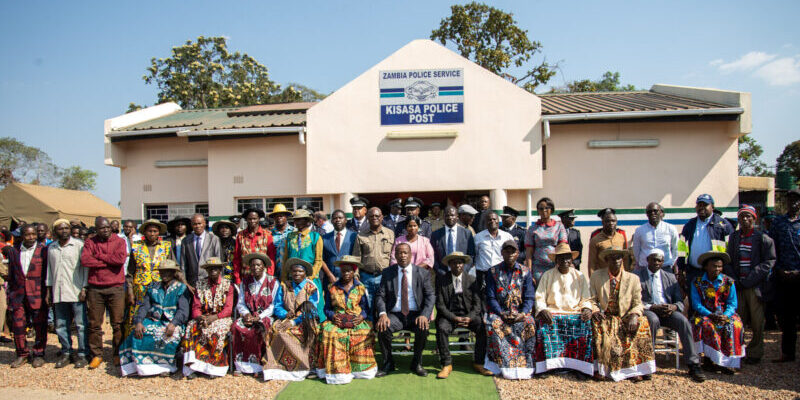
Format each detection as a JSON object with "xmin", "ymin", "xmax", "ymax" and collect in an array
[
  {"xmin": 637, "ymin": 249, "xmax": 705, "ymax": 382},
  {"xmin": 435, "ymin": 252, "xmax": 490, "ymax": 379},
  {"xmin": 374, "ymin": 243, "xmax": 435, "ymax": 377}
]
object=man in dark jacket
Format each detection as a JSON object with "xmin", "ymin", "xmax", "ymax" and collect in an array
[
  {"xmin": 500, "ymin": 206, "xmax": 526, "ymax": 264},
  {"xmin": 434, "ymin": 252, "xmax": 490, "ymax": 379},
  {"xmin": 724, "ymin": 205, "xmax": 775, "ymax": 364},
  {"xmin": 677, "ymin": 194, "xmax": 734, "ymax": 288},
  {"xmin": 769, "ymin": 189, "xmax": 800, "ymax": 362},
  {"xmin": 558, "ymin": 209, "xmax": 583, "ymax": 269}
]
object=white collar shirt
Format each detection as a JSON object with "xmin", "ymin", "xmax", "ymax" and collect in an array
[{"xmin": 391, "ymin": 264, "xmax": 418, "ymax": 313}]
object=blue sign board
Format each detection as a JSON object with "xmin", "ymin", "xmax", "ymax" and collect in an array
[{"xmin": 379, "ymin": 68, "xmax": 464, "ymax": 125}]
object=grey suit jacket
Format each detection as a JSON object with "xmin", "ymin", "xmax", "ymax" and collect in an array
[
  {"xmin": 181, "ymin": 231, "xmax": 221, "ymax": 287},
  {"xmin": 725, "ymin": 230, "xmax": 776, "ymax": 300},
  {"xmin": 635, "ymin": 268, "xmax": 685, "ymax": 313}
]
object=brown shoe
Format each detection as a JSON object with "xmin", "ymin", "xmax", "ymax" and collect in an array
[
  {"xmin": 31, "ymin": 357, "xmax": 45, "ymax": 368},
  {"xmin": 10, "ymin": 356, "xmax": 28, "ymax": 368},
  {"xmin": 437, "ymin": 364, "xmax": 452, "ymax": 379},
  {"xmin": 88, "ymin": 356, "xmax": 103, "ymax": 370},
  {"xmin": 472, "ymin": 363, "xmax": 493, "ymax": 376}
]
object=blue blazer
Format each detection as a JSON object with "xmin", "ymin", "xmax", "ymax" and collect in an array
[
  {"xmin": 431, "ymin": 225, "xmax": 475, "ymax": 275},
  {"xmin": 322, "ymin": 229, "xmax": 357, "ymax": 278}
]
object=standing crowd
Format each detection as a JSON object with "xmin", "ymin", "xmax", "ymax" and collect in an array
[{"xmin": 0, "ymin": 189, "xmax": 798, "ymax": 387}]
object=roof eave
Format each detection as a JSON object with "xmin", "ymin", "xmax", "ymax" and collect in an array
[{"xmin": 542, "ymin": 107, "xmax": 744, "ymax": 122}]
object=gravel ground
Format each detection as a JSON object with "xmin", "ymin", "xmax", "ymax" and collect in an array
[
  {"xmin": 0, "ymin": 323, "xmax": 286, "ymax": 400},
  {"xmin": 495, "ymin": 331, "xmax": 800, "ymax": 400}
]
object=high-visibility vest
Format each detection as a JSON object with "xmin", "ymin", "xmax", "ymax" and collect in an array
[{"xmin": 677, "ymin": 235, "xmax": 727, "ymax": 260}]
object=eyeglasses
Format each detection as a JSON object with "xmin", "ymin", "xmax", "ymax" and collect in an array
[{"xmin": 646, "ymin": 209, "xmax": 660, "ymax": 215}]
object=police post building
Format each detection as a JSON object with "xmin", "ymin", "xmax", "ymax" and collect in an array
[{"xmin": 104, "ymin": 39, "xmax": 752, "ymax": 270}]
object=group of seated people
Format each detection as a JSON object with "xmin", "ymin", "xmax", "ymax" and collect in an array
[{"xmin": 120, "ymin": 235, "xmax": 744, "ymax": 384}]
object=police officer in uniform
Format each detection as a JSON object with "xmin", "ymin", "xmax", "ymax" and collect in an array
[
  {"xmin": 382, "ymin": 198, "xmax": 405, "ymax": 232},
  {"xmin": 395, "ymin": 197, "xmax": 432, "ymax": 238},
  {"xmin": 500, "ymin": 206, "xmax": 526, "ymax": 264},
  {"xmin": 558, "ymin": 209, "xmax": 583, "ymax": 269},
  {"xmin": 346, "ymin": 196, "xmax": 371, "ymax": 234}
]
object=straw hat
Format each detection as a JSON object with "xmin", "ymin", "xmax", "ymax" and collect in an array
[
  {"xmin": 547, "ymin": 242, "xmax": 579, "ymax": 261},
  {"xmin": 284, "ymin": 257, "xmax": 313, "ymax": 276},
  {"xmin": 200, "ymin": 257, "xmax": 226, "ymax": 270},
  {"xmin": 292, "ymin": 209, "xmax": 313, "ymax": 221},
  {"xmin": 269, "ymin": 203, "xmax": 292, "ymax": 218},
  {"xmin": 212, "ymin": 220, "xmax": 238, "ymax": 237},
  {"xmin": 441, "ymin": 251, "xmax": 473, "ymax": 266},
  {"xmin": 157, "ymin": 259, "xmax": 181, "ymax": 272},
  {"xmin": 598, "ymin": 246, "xmax": 629, "ymax": 262},
  {"xmin": 334, "ymin": 255, "xmax": 363, "ymax": 269},
  {"xmin": 242, "ymin": 252, "xmax": 272, "ymax": 268},
  {"xmin": 139, "ymin": 219, "xmax": 167, "ymax": 235},
  {"xmin": 697, "ymin": 251, "xmax": 731, "ymax": 267}
]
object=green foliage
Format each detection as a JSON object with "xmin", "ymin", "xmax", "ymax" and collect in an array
[
  {"xmin": 60, "ymin": 166, "xmax": 97, "ymax": 191},
  {"xmin": 0, "ymin": 137, "xmax": 59, "ymax": 188},
  {"xmin": 738, "ymin": 135, "xmax": 774, "ymax": 177},
  {"xmin": 126, "ymin": 103, "xmax": 144, "ymax": 113},
  {"xmin": 553, "ymin": 71, "xmax": 636, "ymax": 93},
  {"xmin": 776, "ymin": 139, "xmax": 800, "ymax": 184},
  {"xmin": 286, "ymin": 83, "xmax": 328, "ymax": 102},
  {"xmin": 143, "ymin": 36, "xmax": 303, "ymax": 109},
  {"xmin": 431, "ymin": 2, "xmax": 556, "ymax": 92}
]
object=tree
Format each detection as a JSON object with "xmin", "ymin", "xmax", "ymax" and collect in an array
[
  {"xmin": 0, "ymin": 137, "xmax": 59, "ymax": 188},
  {"xmin": 286, "ymin": 83, "xmax": 328, "ymax": 102},
  {"xmin": 126, "ymin": 103, "xmax": 144, "ymax": 113},
  {"xmin": 60, "ymin": 166, "xmax": 97, "ymax": 191},
  {"xmin": 738, "ymin": 135, "xmax": 774, "ymax": 177},
  {"xmin": 777, "ymin": 139, "xmax": 800, "ymax": 184},
  {"xmin": 431, "ymin": 2, "xmax": 556, "ymax": 92},
  {"xmin": 143, "ymin": 36, "xmax": 303, "ymax": 109},
  {"xmin": 556, "ymin": 71, "xmax": 636, "ymax": 93}
]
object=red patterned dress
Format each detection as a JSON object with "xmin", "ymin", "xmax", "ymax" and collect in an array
[
  {"xmin": 231, "ymin": 274, "xmax": 277, "ymax": 374},
  {"xmin": 182, "ymin": 276, "xmax": 234, "ymax": 377}
]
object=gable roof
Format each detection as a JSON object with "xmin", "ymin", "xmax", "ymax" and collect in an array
[
  {"xmin": 0, "ymin": 182, "xmax": 121, "ymax": 227},
  {"xmin": 538, "ymin": 91, "xmax": 735, "ymax": 115}
]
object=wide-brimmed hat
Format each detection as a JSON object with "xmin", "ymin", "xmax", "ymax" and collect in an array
[
  {"xmin": 242, "ymin": 252, "xmax": 272, "ymax": 268},
  {"xmin": 548, "ymin": 243, "xmax": 579, "ymax": 261},
  {"xmin": 157, "ymin": 259, "xmax": 181, "ymax": 272},
  {"xmin": 212, "ymin": 220, "xmax": 238, "ymax": 237},
  {"xmin": 241, "ymin": 208, "xmax": 266, "ymax": 219},
  {"xmin": 698, "ymin": 251, "xmax": 731, "ymax": 267},
  {"xmin": 292, "ymin": 209, "xmax": 313, "ymax": 221},
  {"xmin": 167, "ymin": 217, "xmax": 191, "ymax": 233},
  {"xmin": 284, "ymin": 257, "xmax": 313, "ymax": 275},
  {"xmin": 269, "ymin": 203, "xmax": 292, "ymax": 218},
  {"xmin": 599, "ymin": 246, "xmax": 629, "ymax": 262},
  {"xmin": 442, "ymin": 251, "xmax": 472, "ymax": 266},
  {"xmin": 140, "ymin": 219, "xmax": 167, "ymax": 235},
  {"xmin": 200, "ymin": 257, "xmax": 226, "ymax": 270},
  {"xmin": 334, "ymin": 255, "xmax": 363, "ymax": 269}
]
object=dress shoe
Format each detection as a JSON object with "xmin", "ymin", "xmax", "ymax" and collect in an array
[
  {"xmin": 687, "ymin": 363, "xmax": 706, "ymax": 383},
  {"xmin": 472, "ymin": 363, "xmax": 493, "ymax": 376},
  {"xmin": 376, "ymin": 361, "xmax": 395, "ymax": 377},
  {"xmin": 74, "ymin": 357, "xmax": 88, "ymax": 369},
  {"xmin": 641, "ymin": 374, "xmax": 652, "ymax": 381},
  {"xmin": 31, "ymin": 357, "xmax": 45, "ymax": 368},
  {"xmin": 88, "ymin": 356, "xmax": 103, "ymax": 369},
  {"xmin": 411, "ymin": 364, "xmax": 428, "ymax": 377},
  {"xmin": 10, "ymin": 356, "xmax": 28, "ymax": 368},
  {"xmin": 437, "ymin": 364, "xmax": 452, "ymax": 379},
  {"xmin": 55, "ymin": 354, "xmax": 71, "ymax": 368}
]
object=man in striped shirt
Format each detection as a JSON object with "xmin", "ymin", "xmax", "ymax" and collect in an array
[{"xmin": 724, "ymin": 204, "xmax": 775, "ymax": 364}]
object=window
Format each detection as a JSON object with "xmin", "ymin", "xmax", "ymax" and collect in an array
[
  {"xmin": 265, "ymin": 198, "xmax": 294, "ymax": 213},
  {"xmin": 168, "ymin": 203, "xmax": 197, "ymax": 220},
  {"xmin": 296, "ymin": 197, "xmax": 324, "ymax": 212},
  {"xmin": 145, "ymin": 205, "xmax": 169, "ymax": 222},
  {"xmin": 542, "ymin": 144, "xmax": 547, "ymax": 170},
  {"xmin": 237, "ymin": 199, "xmax": 264, "ymax": 214},
  {"xmin": 195, "ymin": 204, "xmax": 209, "ymax": 218}
]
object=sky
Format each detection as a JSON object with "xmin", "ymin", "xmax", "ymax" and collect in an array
[{"xmin": 1, "ymin": 0, "xmax": 798, "ymax": 206}]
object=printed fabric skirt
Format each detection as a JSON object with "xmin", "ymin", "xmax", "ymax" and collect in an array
[
  {"xmin": 124, "ymin": 282, "xmax": 154, "ymax": 338},
  {"xmin": 692, "ymin": 314, "xmax": 745, "ymax": 368},
  {"xmin": 119, "ymin": 318, "xmax": 184, "ymax": 376},
  {"xmin": 592, "ymin": 315, "xmax": 656, "ymax": 381},
  {"xmin": 182, "ymin": 317, "xmax": 233, "ymax": 377},
  {"xmin": 484, "ymin": 313, "xmax": 537, "ymax": 379},
  {"xmin": 534, "ymin": 313, "xmax": 594, "ymax": 375},
  {"xmin": 263, "ymin": 319, "xmax": 318, "ymax": 381},
  {"xmin": 315, "ymin": 319, "xmax": 377, "ymax": 384},
  {"xmin": 230, "ymin": 316, "xmax": 271, "ymax": 374}
]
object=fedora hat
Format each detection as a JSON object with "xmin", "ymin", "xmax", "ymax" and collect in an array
[
  {"xmin": 697, "ymin": 251, "xmax": 731, "ymax": 267},
  {"xmin": 200, "ymin": 257, "xmax": 226, "ymax": 270},
  {"xmin": 269, "ymin": 203, "xmax": 292, "ymax": 218},
  {"xmin": 284, "ymin": 257, "xmax": 313, "ymax": 276},
  {"xmin": 212, "ymin": 220, "xmax": 238, "ymax": 237},
  {"xmin": 242, "ymin": 252, "xmax": 272, "ymax": 268},
  {"xmin": 157, "ymin": 259, "xmax": 181, "ymax": 272},
  {"xmin": 140, "ymin": 219, "xmax": 167, "ymax": 235},
  {"xmin": 547, "ymin": 242, "xmax": 579, "ymax": 261},
  {"xmin": 441, "ymin": 251, "xmax": 472, "ymax": 266},
  {"xmin": 599, "ymin": 246, "xmax": 629, "ymax": 262},
  {"xmin": 167, "ymin": 216, "xmax": 191, "ymax": 233},
  {"xmin": 334, "ymin": 255, "xmax": 363, "ymax": 269}
]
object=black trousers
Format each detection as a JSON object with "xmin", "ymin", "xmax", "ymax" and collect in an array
[
  {"xmin": 777, "ymin": 280, "xmax": 800, "ymax": 359},
  {"xmin": 378, "ymin": 311, "xmax": 429, "ymax": 368},
  {"xmin": 643, "ymin": 309, "xmax": 699, "ymax": 366},
  {"xmin": 435, "ymin": 316, "xmax": 486, "ymax": 366}
]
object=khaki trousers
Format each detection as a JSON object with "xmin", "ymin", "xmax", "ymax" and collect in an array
[{"xmin": 737, "ymin": 287, "xmax": 765, "ymax": 360}]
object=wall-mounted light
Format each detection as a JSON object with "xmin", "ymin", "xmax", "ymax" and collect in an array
[
  {"xmin": 386, "ymin": 130, "xmax": 458, "ymax": 140},
  {"xmin": 587, "ymin": 139, "xmax": 659, "ymax": 148},
  {"xmin": 154, "ymin": 159, "xmax": 208, "ymax": 168}
]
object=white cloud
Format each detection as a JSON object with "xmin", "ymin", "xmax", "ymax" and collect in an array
[
  {"xmin": 718, "ymin": 51, "xmax": 776, "ymax": 72},
  {"xmin": 754, "ymin": 57, "xmax": 800, "ymax": 86},
  {"xmin": 709, "ymin": 59, "xmax": 723, "ymax": 67}
]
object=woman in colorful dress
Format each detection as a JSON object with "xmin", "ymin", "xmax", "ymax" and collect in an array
[
  {"xmin": 589, "ymin": 247, "xmax": 656, "ymax": 382},
  {"xmin": 119, "ymin": 259, "xmax": 191, "ymax": 377},
  {"xmin": 263, "ymin": 258, "xmax": 320, "ymax": 381},
  {"xmin": 125, "ymin": 219, "xmax": 174, "ymax": 337},
  {"xmin": 484, "ymin": 240, "xmax": 536, "ymax": 379},
  {"xmin": 690, "ymin": 251, "xmax": 745, "ymax": 373},
  {"xmin": 231, "ymin": 252, "xmax": 277, "ymax": 376},
  {"xmin": 182, "ymin": 257, "xmax": 234, "ymax": 379},
  {"xmin": 280, "ymin": 209, "xmax": 333, "ymax": 321},
  {"xmin": 534, "ymin": 243, "xmax": 595, "ymax": 378},
  {"xmin": 213, "ymin": 220, "xmax": 238, "ymax": 282},
  {"xmin": 524, "ymin": 197, "xmax": 567, "ymax": 284},
  {"xmin": 316, "ymin": 256, "xmax": 377, "ymax": 384}
]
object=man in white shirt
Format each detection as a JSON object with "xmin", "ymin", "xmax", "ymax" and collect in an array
[
  {"xmin": 632, "ymin": 202, "xmax": 679, "ymax": 272},
  {"xmin": 636, "ymin": 249, "xmax": 705, "ymax": 382},
  {"xmin": 473, "ymin": 212, "xmax": 514, "ymax": 291}
]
